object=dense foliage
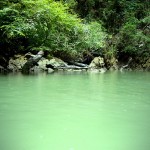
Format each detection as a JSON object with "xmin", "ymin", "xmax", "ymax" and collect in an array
[
  {"xmin": 0, "ymin": 0, "xmax": 106, "ymax": 60},
  {"xmin": 0, "ymin": 0, "xmax": 150, "ymax": 63},
  {"xmin": 66, "ymin": 0, "xmax": 150, "ymax": 58}
]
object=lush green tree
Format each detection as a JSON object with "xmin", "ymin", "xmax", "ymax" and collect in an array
[
  {"xmin": 0, "ymin": 0, "xmax": 149, "ymax": 63},
  {"xmin": 71, "ymin": 0, "xmax": 150, "ymax": 58},
  {"xmin": 0, "ymin": 0, "xmax": 106, "ymax": 60}
]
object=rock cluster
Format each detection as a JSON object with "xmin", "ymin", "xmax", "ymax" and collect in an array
[
  {"xmin": 5, "ymin": 53, "xmax": 109, "ymax": 74},
  {"xmin": 4, "ymin": 51, "xmax": 140, "ymax": 74}
]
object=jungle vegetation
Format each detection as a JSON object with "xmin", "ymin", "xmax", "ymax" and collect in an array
[{"xmin": 0, "ymin": 0, "xmax": 150, "ymax": 63}]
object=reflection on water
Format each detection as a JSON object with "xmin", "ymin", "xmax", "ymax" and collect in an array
[{"xmin": 0, "ymin": 71, "xmax": 150, "ymax": 150}]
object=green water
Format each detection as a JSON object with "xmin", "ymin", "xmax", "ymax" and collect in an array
[{"xmin": 0, "ymin": 71, "xmax": 150, "ymax": 150}]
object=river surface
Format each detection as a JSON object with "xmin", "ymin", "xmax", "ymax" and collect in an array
[{"xmin": 0, "ymin": 71, "xmax": 150, "ymax": 150}]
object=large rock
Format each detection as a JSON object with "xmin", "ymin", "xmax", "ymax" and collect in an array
[
  {"xmin": 88, "ymin": 57, "xmax": 106, "ymax": 73},
  {"xmin": 37, "ymin": 58, "xmax": 51, "ymax": 70},
  {"xmin": 29, "ymin": 57, "xmax": 67, "ymax": 73},
  {"xmin": 49, "ymin": 57, "xmax": 68, "ymax": 68},
  {"xmin": 30, "ymin": 57, "xmax": 54, "ymax": 73},
  {"xmin": 89, "ymin": 56, "xmax": 105, "ymax": 68},
  {"xmin": 22, "ymin": 51, "xmax": 44, "ymax": 74},
  {"xmin": 8, "ymin": 55, "xmax": 27, "ymax": 72}
]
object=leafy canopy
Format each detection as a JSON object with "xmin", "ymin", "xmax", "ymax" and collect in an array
[{"xmin": 0, "ymin": 0, "xmax": 106, "ymax": 59}]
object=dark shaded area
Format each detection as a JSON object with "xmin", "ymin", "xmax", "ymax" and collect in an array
[{"xmin": 22, "ymin": 51, "xmax": 44, "ymax": 74}]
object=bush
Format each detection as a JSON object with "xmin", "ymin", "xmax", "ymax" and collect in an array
[
  {"xmin": 117, "ymin": 16, "xmax": 150, "ymax": 57},
  {"xmin": 80, "ymin": 22, "xmax": 106, "ymax": 50}
]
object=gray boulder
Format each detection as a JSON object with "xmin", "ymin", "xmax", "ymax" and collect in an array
[
  {"xmin": 30, "ymin": 57, "xmax": 54, "ymax": 73},
  {"xmin": 30, "ymin": 57, "xmax": 67, "ymax": 73},
  {"xmin": 8, "ymin": 55, "xmax": 27, "ymax": 72},
  {"xmin": 88, "ymin": 56, "xmax": 106, "ymax": 73},
  {"xmin": 22, "ymin": 51, "xmax": 44, "ymax": 74},
  {"xmin": 89, "ymin": 56, "xmax": 105, "ymax": 68},
  {"xmin": 49, "ymin": 57, "xmax": 68, "ymax": 68}
]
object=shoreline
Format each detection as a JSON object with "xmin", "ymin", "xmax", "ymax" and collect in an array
[{"xmin": 0, "ymin": 51, "xmax": 149, "ymax": 74}]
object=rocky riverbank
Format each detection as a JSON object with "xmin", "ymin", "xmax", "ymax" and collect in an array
[{"xmin": 0, "ymin": 51, "xmax": 149, "ymax": 74}]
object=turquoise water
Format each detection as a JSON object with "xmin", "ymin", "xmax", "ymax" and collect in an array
[{"xmin": 0, "ymin": 71, "xmax": 150, "ymax": 150}]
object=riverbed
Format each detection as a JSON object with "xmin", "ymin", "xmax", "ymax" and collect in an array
[{"xmin": 0, "ymin": 71, "xmax": 150, "ymax": 150}]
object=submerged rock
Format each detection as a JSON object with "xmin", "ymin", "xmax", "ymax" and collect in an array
[
  {"xmin": 88, "ymin": 67, "xmax": 107, "ymax": 73},
  {"xmin": 48, "ymin": 68, "xmax": 54, "ymax": 73}
]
